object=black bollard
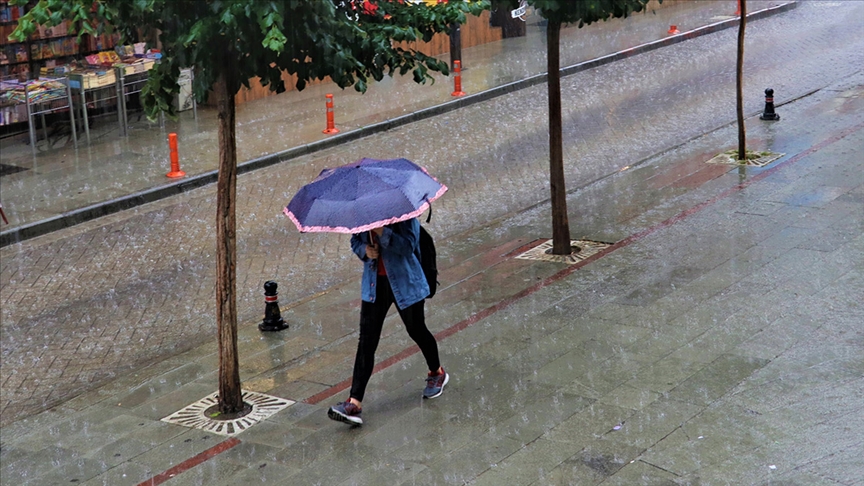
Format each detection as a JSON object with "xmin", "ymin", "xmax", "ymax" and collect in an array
[
  {"xmin": 760, "ymin": 88, "xmax": 780, "ymax": 121},
  {"xmin": 259, "ymin": 281, "xmax": 288, "ymax": 332}
]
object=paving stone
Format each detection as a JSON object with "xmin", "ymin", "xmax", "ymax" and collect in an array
[
  {"xmin": 126, "ymin": 429, "xmax": 225, "ymax": 476},
  {"xmin": 539, "ymin": 438, "xmax": 646, "ymax": 486},
  {"xmin": 157, "ymin": 457, "xmax": 246, "ymax": 486},
  {"xmin": 84, "ymin": 437, "xmax": 155, "ymax": 469},
  {"xmin": 113, "ymin": 364, "xmax": 215, "ymax": 410},
  {"xmin": 128, "ymin": 383, "xmax": 216, "ymax": 421},
  {"xmin": 78, "ymin": 461, "xmax": 153, "ymax": 486},
  {"xmin": 600, "ymin": 459, "xmax": 680, "ymax": 486},
  {"xmin": 543, "ymin": 401, "xmax": 636, "ymax": 446},
  {"xmin": 341, "ymin": 458, "xmax": 429, "ymax": 486},
  {"xmin": 665, "ymin": 354, "xmax": 770, "ymax": 407},
  {"xmin": 622, "ymin": 356, "xmax": 705, "ymax": 396},
  {"xmin": 493, "ymin": 392, "xmax": 595, "ymax": 444},
  {"xmin": 472, "ymin": 437, "xmax": 582, "ymax": 486},
  {"xmin": 596, "ymin": 384, "xmax": 662, "ymax": 412},
  {"xmin": 4, "ymin": 446, "xmax": 87, "ymax": 484},
  {"xmin": 265, "ymin": 379, "xmax": 329, "ymax": 404},
  {"xmin": 417, "ymin": 435, "xmax": 525, "ymax": 486},
  {"xmin": 227, "ymin": 420, "xmax": 315, "ymax": 451},
  {"xmin": 210, "ymin": 460, "xmax": 298, "ymax": 486}
]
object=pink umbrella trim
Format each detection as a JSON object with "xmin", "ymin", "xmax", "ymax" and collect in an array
[{"xmin": 283, "ymin": 183, "xmax": 448, "ymax": 234}]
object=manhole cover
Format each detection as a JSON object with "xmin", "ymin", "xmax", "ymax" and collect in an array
[
  {"xmin": 706, "ymin": 150, "xmax": 784, "ymax": 167},
  {"xmin": 0, "ymin": 163, "xmax": 29, "ymax": 177},
  {"xmin": 515, "ymin": 239, "xmax": 611, "ymax": 264},
  {"xmin": 162, "ymin": 390, "xmax": 294, "ymax": 436}
]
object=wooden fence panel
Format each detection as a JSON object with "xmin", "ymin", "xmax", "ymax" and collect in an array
[{"xmin": 213, "ymin": 11, "xmax": 500, "ymax": 105}]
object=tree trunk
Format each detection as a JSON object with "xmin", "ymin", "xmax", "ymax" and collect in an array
[
  {"xmin": 547, "ymin": 19, "xmax": 571, "ymax": 255},
  {"xmin": 213, "ymin": 69, "xmax": 243, "ymax": 414},
  {"xmin": 737, "ymin": 0, "xmax": 747, "ymax": 161},
  {"xmin": 449, "ymin": 23, "xmax": 462, "ymax": 71}
]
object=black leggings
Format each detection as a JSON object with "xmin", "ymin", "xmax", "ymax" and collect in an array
[{"xmin": 350, "ymin": 275, "xmax": 440, "ymax": 402}]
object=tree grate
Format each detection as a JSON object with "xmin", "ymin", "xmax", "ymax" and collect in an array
[
  {"xmin": 706, "ymin": 150, "xmax": 784, "ymax": 167},
  {"xmin": 515, "ymin": 239, "xmax": 611, "ymax": 264},
  {"xmin": 161, "ymin": 390, "xmax": 294, "ymax": 436}
]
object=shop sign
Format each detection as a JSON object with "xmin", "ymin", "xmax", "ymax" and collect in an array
[{"xmin": 511, "ymin": 0, "xmax": 528, "ymax": 21}]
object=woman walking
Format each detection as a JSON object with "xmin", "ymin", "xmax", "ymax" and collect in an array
[{"xmin": 328, "ymin": 218, "xmax": 448, "ymax": 426}]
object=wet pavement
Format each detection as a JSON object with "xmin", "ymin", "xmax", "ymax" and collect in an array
[
  {"xmin": 2, "ymin": 1, "xmax": 864, "ymax": 485},
  {"xmin": 0, "ymin": 0, "xmax": 792, "ymax": 243}
]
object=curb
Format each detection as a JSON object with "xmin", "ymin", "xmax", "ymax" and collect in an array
[{"xmin": 0, "ymin": 2, "xmax": 797, "ymax": 248}]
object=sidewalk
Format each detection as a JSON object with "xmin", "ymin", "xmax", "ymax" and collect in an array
[
  {"xmin": 0, "ymin": 0, "xmax": 792, "ymax": 246},
  {"xmin": 1, "ymin": 67, "xmax": 861, "ymax": 485},
  {"xmin": 4, "ymin": 1, "xmax": 864, "ymax": 485}
]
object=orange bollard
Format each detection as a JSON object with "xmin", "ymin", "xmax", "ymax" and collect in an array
[
  {"xmin": 323, "ymin": 94, "xmax": 339, "ymax": 134},
  {"xmin": 451, "ymin": 60, "xmax": 465, "ymax": 97},
  {"xmin": 668, "ymin": 25, "xmax": 680, "ymax": 35},
  {"xmin": 166, "ymin": 133, "xmax": 186, "ymax": 178},
  {"xmin": 735, "ymin": 0, "xmax": 741, "ymax": 15}
]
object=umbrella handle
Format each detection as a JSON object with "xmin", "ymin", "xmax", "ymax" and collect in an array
[{"xmin": 369, "ymin": 231, "xmax": 379, "ymax": 257}]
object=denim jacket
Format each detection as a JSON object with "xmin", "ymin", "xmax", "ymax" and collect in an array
[{"xmin": 351, "ymin": 218, "xmax": 430, "ymax": 310}]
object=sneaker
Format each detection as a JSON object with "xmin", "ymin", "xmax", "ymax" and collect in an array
[
  {"xmin": 423, "ymin": 369, "xmax": 449, "ymax": 399},
  {"xmin": 328, "ymin": 400, "xmax": 363, "ymax": 425}
]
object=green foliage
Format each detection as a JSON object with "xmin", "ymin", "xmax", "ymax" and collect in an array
[
  {"xmin": 496, "ymin": 0, "xmax": 657, "ymax": 26},
  {"xmin": 11, "ymin": 0, "xmax": 489, "ymax": 120}
]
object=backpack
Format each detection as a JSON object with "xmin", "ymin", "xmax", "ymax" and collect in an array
[{"xmin": 419, "ymin": 226, "xmax": 438, "ymax": 298}]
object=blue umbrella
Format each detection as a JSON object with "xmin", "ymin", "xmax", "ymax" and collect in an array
[{"xmin": 284, "ymin": 158, "xmax": 447, "ymax": 233}]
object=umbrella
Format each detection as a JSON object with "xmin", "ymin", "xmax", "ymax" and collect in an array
[{"xmin": 284, "ymin": 157, "xmax": 447, "ymax": 233}]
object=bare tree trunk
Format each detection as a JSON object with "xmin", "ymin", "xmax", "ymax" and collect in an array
[
  {"xmin": 449, "ymin": 23, "xmax": 462, "ymax": 71},
  {"xmin": 737, "ymin": 0, "xmax": 747, "ymax": 161},
  {"xmin": 547, "ymin": 19, "xmax": 571, "ymax": 255},
  {"xmin": 213, "ymin": 69, "xmax": 243, "ymax": 414}
]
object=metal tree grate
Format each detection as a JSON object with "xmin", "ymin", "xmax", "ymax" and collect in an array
[
  {"xmin": 706, "ymin": 150, "xmax": 784, "ymax": 167},
  {"xmin": 515, "ymin": 239, "xmax": 611, "ymax": 264},
  {"xmin": 161, "ymin": 390, "xmax": 294, "ymax": 436}
]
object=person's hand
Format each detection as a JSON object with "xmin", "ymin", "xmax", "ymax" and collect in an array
[{"xmin": 366, "ymin": 243, "xmax": 379, "ymax": 260}]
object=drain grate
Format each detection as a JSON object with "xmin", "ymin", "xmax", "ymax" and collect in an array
[
  {"xmin": 515, "ymin": 239, "xmax": 611, "ymax": 264},
  {"xmin": 706, "ymin": 150, "xmax": 784, "ymax": 167},
  {"xmin": 161, "ymin": 390, "xmax": 294, "ymax": 436},
  {"xmin": 0, "ymin": 163, "xmax": 29, "ymax": 177}
]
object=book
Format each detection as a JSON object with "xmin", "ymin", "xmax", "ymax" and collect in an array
[
  {"xmin": 115, "ymin": 44, "xmax": 133, "ymax": 57},
  {"xmin": 50, "ymin": 39, "xmax": 63, "ymax": 57},
  {"xmin": 62, "ymin": 38, "xmax": 75, "ymax": 56},
  {"xmin": 14, "ymin": 44, "xmax": 27, "ymax": 62}
]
